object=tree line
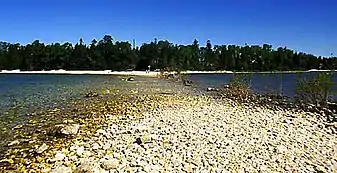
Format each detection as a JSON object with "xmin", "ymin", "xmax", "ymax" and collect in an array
[{"xmin": 0, "ymin": 35, "xmax": 336, "ymax": 71}]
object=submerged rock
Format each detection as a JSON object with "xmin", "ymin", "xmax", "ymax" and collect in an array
[
  {"xmin": 183, "ymin": 80, "xmax": 193, "ymax": 86},
  {"xmin": 127, "ymin": 77, "xmax": 135, "ymax": 81},
  {"xmin": 36, "ymin": 143, "xmax": 49, "ymax": 154},
  {"xmin": 84, "ymin": 91, "xmax": 99, "ymax": 98},
  {"xmin": 60, "ymin": 124, "xmax": 80, "ymax": 135},
  {"xmin": 206, "ymin": 87, "xmax": 219, "ymax": 92},
  {"xmin": 47, "ymin": 124, "xmax": 80, "ymax": 137},
  {"xmin": 8, "ymin": 140, "xmax": 20, "ymax": 147}
]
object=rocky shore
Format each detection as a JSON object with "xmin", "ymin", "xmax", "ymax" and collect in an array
[{"xmin": 1, "ymin": 76, "xmax": 337, "ymax": 172}]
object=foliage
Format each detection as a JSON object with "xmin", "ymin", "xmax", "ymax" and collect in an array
[
  {"xmin": 295, "ymin": 72, "xmax": 335, "ymax": 107},
  {"xmin": 222, "ymin": 73, "xmax": 255, "ymax": 102},
  {"xmin": 229, "ymin": 73, "xmax": 252, "ymax": 88},
  {"xmin": 0, "ymin": 36, "xmax": 337, "ymax": 71}
]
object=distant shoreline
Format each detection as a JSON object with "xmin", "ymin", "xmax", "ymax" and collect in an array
[
  {"xmin": 0, "ymin": 69, "xmax": 335, "ymax": 76},
  {"xmin": 0, "ymin": 70, "xmax": 160, "ymax": 76}
]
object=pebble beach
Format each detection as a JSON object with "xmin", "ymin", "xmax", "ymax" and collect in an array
[{"xmin": 1, "ymin": 76, "xmax": 336, "ymax": 172}]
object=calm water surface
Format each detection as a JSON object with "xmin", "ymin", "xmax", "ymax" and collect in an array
[
  {"xmin": 1, "ymin": 72, "xmax": 336, "ymax": 124},
  {"xmin": 0, "ymin": 74, "xmax": 121, "ymax": 119},
  {"xmin": 187, "ymin": 72, "xmax": 337, "ymax": 100}
]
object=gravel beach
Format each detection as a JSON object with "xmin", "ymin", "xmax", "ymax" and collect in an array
[{"xmin": 2, "ymin": 76, "xmax": 337, "ymax": 172}]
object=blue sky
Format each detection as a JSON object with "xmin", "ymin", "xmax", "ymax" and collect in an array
[{"xmin": 0, "ymin": 0, "xmax": 336, "ymax": 57}]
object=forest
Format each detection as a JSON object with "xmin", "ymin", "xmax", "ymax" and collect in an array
[{"xmin": 0, "ymin": 35, "xmax": 336, "ymax": 71}]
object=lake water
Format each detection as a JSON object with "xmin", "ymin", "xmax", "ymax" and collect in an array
[
  {"xmin": 0, "ymin": 74, "xmax": 122, "ymax": 120},
  {"xmin": 186, "ymin": 72, "xmax": 337, "ymax": 101},
  {"xmin": 0, "ymin": 72, "xmax": 336, "ymax": 122}
]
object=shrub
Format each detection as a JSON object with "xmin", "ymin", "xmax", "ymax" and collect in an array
[
  {"xmin": 220, "ymin": 73, "xmax": 255, "ymax": 102},
  {"xmin": 295, "ymin": 72, "xmax": 335, "ymax": 107}
]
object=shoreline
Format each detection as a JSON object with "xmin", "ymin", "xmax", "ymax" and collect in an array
[
  {"xmin": 0, "ymin": 69, "xmax": 335, "ymax": 76},
  {"xmin": 0, "ymin": 70, "xmax": 160, "ymax": 77},
  {"xmin": 0, "ymin": 76, "xmax": 336, "ymax": 172},
  {"xmin": 0, "ymin": 76, "xmax": 200, "ymax": 171}
]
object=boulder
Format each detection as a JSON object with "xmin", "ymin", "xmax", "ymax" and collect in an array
[
  {"xmin": 48, "ymin": 124, "xmax": 80, "ymax": 137},
  {"xmin": 183, "ymin": 80, "xmax": 193, "ymax": 86},
  {"xmin": 100, "ymin": 158, "xmax": 119, "ymax": 170},
  {"xmin": 166, "ymin": 74, "xmax": 175, "ymax": 79},
  {"xmin": 60, "ymin": 124, "xmax": 80, "ymax": 135},
  {"xmin": 127, "ymin": 77, "xmax": 135, "ymax": 81}
]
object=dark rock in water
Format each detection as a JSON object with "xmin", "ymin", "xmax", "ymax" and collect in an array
[
  {"xmin": 183, "ymin": 79, "xmax": 193, "ymax": 86},
  {"xmin": 127, "ymin": 77, "xmax": 135, "ymax": 81},
  {"xmin": 134, "ymin": 137, "xmax": 142, "ymax": 145},
  {"xmin": 85, "ymin": 91, "xmax": 99, "ymax": 98},
  {"xmin": 206, "ymin": 87, "xmax": 219, "ymax": 92},
  {"xmin": 166, "ymin": 74, "xmax": 175, "ymax": 79}
]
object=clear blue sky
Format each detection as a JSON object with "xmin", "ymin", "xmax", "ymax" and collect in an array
[{"xmin": 0, "ymin": 0, "xmax": 336, "ymax": 57}]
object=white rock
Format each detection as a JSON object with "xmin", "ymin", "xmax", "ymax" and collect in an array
[
  {"xmin": 83, "ymin": 151, "xmax": 92, "ymax": 157},
  {"xmin": 102, "ymin": 143, "xmax": 111, "ymax": 150},
  {"xmin": 74, "ymin": 159, "xmax": 95, "ymax": 173},
  {"xmin": 61, "ymin": 124, "xmax": 80, "ymax": 135},
  {"xmin": 76, "ymin": 146, "xmax": 85, "ymax": 156},
  {"xmin": 276, "ymin": 145, "xmax": 287, "ymax": 153},
  {"xmin": 97, "ymin": 129, "xmax": 106, "ymax": 134},
  {"xmin": 69, "ymin": 155, "xmax": 77, "ymax": 161},
  {"xmin": 143, "ymin": 164, "xmax": 151, "ymax": 172},
  {"xmin": 92, "ymin": 143, "xmax": 100, "ymax": 150},
  {"xmin": 8, "ymin": 140, "xmax": 20, "ymax": 146},
  {"xmin": 36, "ymin": 143, "xmax": 49, "ymax": 154},
  {"xmin": 51, "ymin": 166, "xmax": 72, "ymax": 173},
  {"xmin": 54, "ymin": 152, "xmax": 65, "ymax": 161},
  {"xmin": 38, "ymin": 94, "xmax": 337, "ymax": 173},
  {"xmin": 101, "ymin": 158, "xmax": 119, "ymax": 170}
]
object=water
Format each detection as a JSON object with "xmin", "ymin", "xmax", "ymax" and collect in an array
[
  {"xmin": 187, "ymin": 72, "xmax": 337, "ymax": 101},
  {"xmin": 0, "ymin": 74, "xmax": 121, "ymax": 121},
  {"xmin": 1, "ymin": 72, "xmax": 336, "ymax": 121}
]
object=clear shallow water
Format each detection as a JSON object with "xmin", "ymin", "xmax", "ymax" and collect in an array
[
  {"xmin": 187, "ymin": 72, "xmax": 337, "ymax": 101},
  {"xmin": 0, "ymin": 74, "xmax": 121, "ymax": 119},
  {"xmin": 1, "ymin": 72, "xmax": 336, "ymax": 120}
]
